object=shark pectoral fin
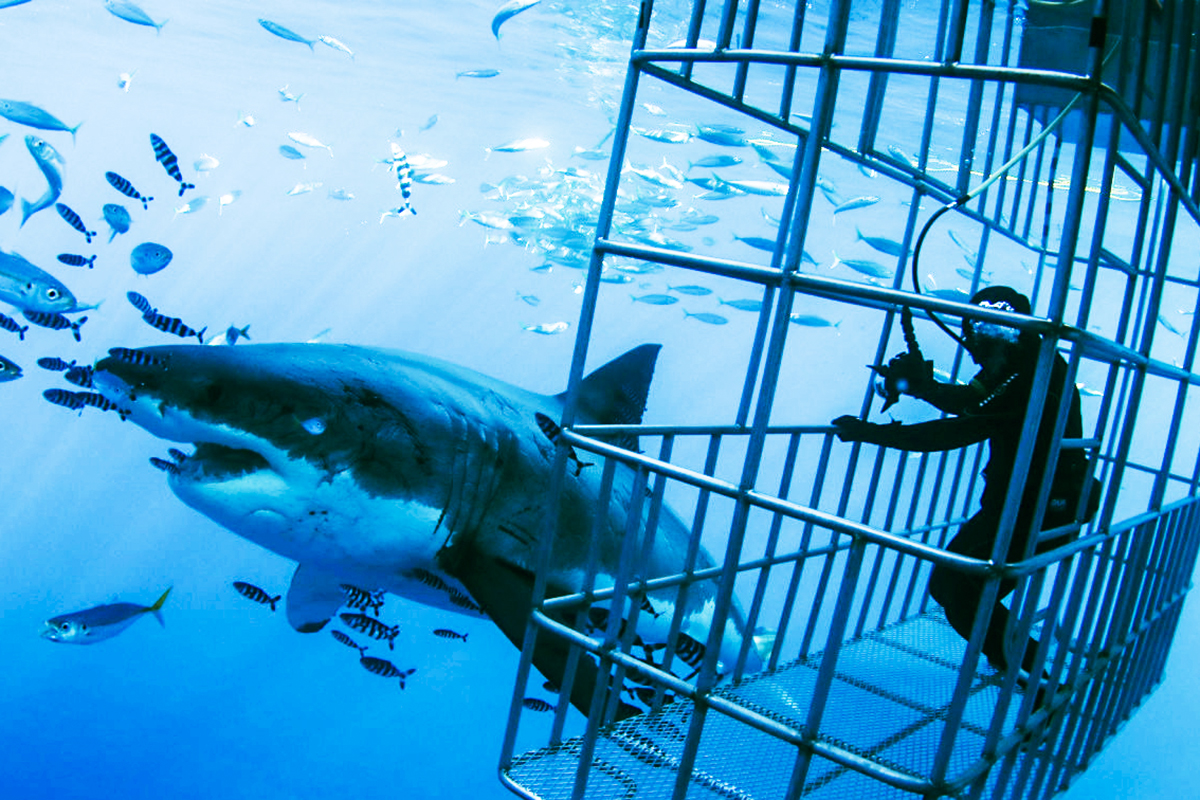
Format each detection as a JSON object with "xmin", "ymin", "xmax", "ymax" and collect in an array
[
  {"xmin": 286, "ymin": 564, "xmax": 346, "ymax": 633},
  {"xmin": 451, "ymin": 549, "xmax": 639, "ymax": 721}
]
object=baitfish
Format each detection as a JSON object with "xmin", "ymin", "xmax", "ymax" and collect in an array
[
  {"xmin": 37, "ymin": 357, "xmax": 75, "ymax": 371},
  {"xmin": 173, "ymin": 196, "xmax": 208, "ymax": 217},
  {"xmin": 317, "ymin": 35, "xmax": 354, "ymax": 60},
  {"xmin": 521, "ymin": 697, "xmax": 555, "ymax": 712},
  {"xmin": 487, "ymin": 137, "xmax": 550, "ymax": 155},
  {"xmin": 23, "ymin": 310, "xmax": 87, "ymax": 341},
  {"xmin": 150, "ymin": 133, "xmax": 196, "ymax": 196},
  {"xmin": 359, "ymin": 656, "xmax": 415, "ymax": 688},
  {"xmin": 331, "ymin": 629, "xmax": 367, "ymax": 656},
  {"xmin": 103, "ymin": 0, "xmax": 167, "ymax": 33},
  {"xmin": 491, "ymin": 0, "xmax": 541, "ymax": 38},
  {"xmin": 0, "ymin": 249, "xmax": 91, "ymax": 314},
  {"xmin": 193, "ymin": 154, "xmax": 219, "ymax": 172},
  {"xmin": 832, "ymin": 251, "xmax": 893, "ymax": 280},
  {"xmin": 56, "ymin": 253, "xmax": 96, "ymax": 269},
  {"xmin": 855, "ymin": 227, "xmax": 908, "ymax": 258},
  {"xmin": 0, "ymin": 186, "xmax": 12, "ymax": 217},
  {"xmin": 130, "ymin": 242, "xmax": 172, "ymax": 275},
  {"xmin": 833, "ymin": 195, "xmax": 880, "ymax": 214},
  {"xmin": 42, "ymin": 588, "xmax": 171, "ymax": 643},
  {"xmin": 258, "ymin": 18, "xmax": 315, "ymax": 49},
  {"xmin": 0, "ymin": 312, "xmax": 29, "ymax": 340},
  {"xmin": 387, "ymin": 143, "xmax": 416, "ymax": 215},
  {"xmin": 683, "ymin": 311, "xmax": 729, "ymax": 325},
  {"xmin": 103, "ymin": 203, "xmax": 131, "ymax": 242},
  {"xmin": 288, "ymin": 132, "xmax": 333, "ymax": 156},
  {"xmin": 340, "ymin": 584, "xmax": 385, "ymax": 617},
  {"xmin": 64, "ymin": 364, "xmax": 94, "ymax": 388},
  {"xmin": 631, "ymin": 294, "xmax": 678, "ymax": 305},
  {"xmin": 788, "ymin": 313, "xmax": 840, "ymax": 328},
  {"xmin": 141, "ymin": 308, "xmax": 204, "ymax": 342},
  {"xmin": 55, "ymin": 202, "xmax": 95, "ymax": 243},
  {"xmin": 233, "ymin": 581, "xmax": 281, "ymax": 611},
  {"xmin": 433, "ymin": 629, "xmax": 468, "ymax": 641},
  {"xmin": 0, "ymin": 98, "xmax": 80, "ymax": 141},
  {"xmin": 0, "ymin": 353, "xmax": 21, "ymax": 382},
  {"xmin": 534, "ymin": 412, "xmax": 593, "ymax": 477},
  {"xmin": 126, "ymin": 290, "xmax": 154, "ymax": 315},
  {"xmin": 719, "ymin": 298, "xmax": 763, "ymax": 313},
  {"xmin": 340, "ymin": 612, "xmax": 399, "ymax": 649},
  {"xmin": 105, "ymin": 171, "xmax": 152, "ymax": 209},
  {"xmin": 279, "ymin": 145, "xmax": 305, "ymax": 160}
]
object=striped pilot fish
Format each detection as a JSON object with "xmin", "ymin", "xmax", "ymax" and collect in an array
[
  {"xmin": 232, "ymin": 581, "xmax": 281, "ymax": 610},
  {"xmin": 105, "ymin": 171, "xmax": 152, "ymax": 209},
  {"xmin": 41, "ymin": 587, "xmax": 171, "ymax": 644},
  {"xmin": 150, "ymin": 133, "xmax": 195, "ymax": 196}
]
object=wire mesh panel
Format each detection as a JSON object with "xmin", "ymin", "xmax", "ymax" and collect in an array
[{"xmin": 500, "ymin": 1, "xmax": 1200, "ymax": 799}]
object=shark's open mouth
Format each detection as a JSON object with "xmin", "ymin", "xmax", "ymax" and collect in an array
[{"xmin": 188, "ymin": 442, "xmax": 272, "ymax": 480}]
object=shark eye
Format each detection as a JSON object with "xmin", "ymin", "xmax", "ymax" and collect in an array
[
  {"xmin": 46, "ymin": 288, "xmax": 61, "ymax": 300},
  {"xmin": 59, "ymin": 622, "xmax": 71, "ymax": 632}
]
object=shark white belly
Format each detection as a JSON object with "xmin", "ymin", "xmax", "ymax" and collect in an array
[{"xmin": 92, "ymin": 342, "xmax": 762, "ymax": 716}]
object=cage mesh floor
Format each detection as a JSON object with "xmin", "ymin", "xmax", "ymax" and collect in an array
[{"xmin": 505, "ymin": 612, "xmax": 1048, "ymax": 800}]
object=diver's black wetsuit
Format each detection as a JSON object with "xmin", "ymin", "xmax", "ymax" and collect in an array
[{"xmin": 836, "ymin": 342, "xmax": 1089, "ymax": 672}]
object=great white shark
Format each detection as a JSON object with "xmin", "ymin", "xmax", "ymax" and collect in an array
[{"xmin": 92, "ymin": 342, "xmax": 762, "ymax": 716}]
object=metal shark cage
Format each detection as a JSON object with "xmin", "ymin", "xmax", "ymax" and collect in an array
[{"xmin": 499, "ymin": 1, "xmax": 1200, "ymax": 798}]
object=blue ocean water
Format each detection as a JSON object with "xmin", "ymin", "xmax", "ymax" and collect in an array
[{"xmin": 0, "ymin": 1, "xmax": 1193, "ymax": 798}]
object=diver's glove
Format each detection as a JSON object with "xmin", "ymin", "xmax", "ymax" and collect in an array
[
  {"xmin": 870, "ymin": 351, "xmax": 934, "ymax": 408},
  {"xmin": 832, "ymin": 415, "xmax": 908, "ymax": 446}
]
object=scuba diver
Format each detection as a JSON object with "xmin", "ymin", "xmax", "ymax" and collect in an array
[{"xmin": 831, "ymin": 286, "xmax": 1097, "ymax": 686}]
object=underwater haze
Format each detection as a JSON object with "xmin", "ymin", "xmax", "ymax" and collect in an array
[{"xmin": 0, "ymin": 1, "xmax": 1194, "ymax": 799}]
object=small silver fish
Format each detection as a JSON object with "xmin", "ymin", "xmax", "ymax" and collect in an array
[
  {"xmin": 328, "ymin": 188, "xmax": 355, "ymax": 201},
  {"xmin": 631, "ymin": 293, "xmax": 678, "ymax": 306},
  {"xmin": 103, "ymin": 0, "xmax": 166, "ymax": 33},
  {"xmin": 855, "ymin": 228, "xmax": 907, "ymax": 257},
  {"xmin": 287, "ymin": 182, "xmax": 322, "ymax": 196},
  {"xmin": 719, "ymin": 298, "xmax": 763, "ymax": 312},
  {"xmin": 117, "ymin": 70, "xmax": 137, "ymax": 92},
  {"xmin": 456, "ymin": 69, "xmax": 500, "ymax": 79},
  {"xmin": 832, "ymin": 251, "xmax": 893, "ymax": 279},
  {"xmin": 491, "ymin": 0, "xmax": 541, "ymax": 38},
  {"xmin": 173, "ymin": 196, "xmax": 209, "ymax": 217},
  {"xmin": 288, "ymin": 131, "xmax": 333, "ymax": 156},
  {"xmin": 218, "ymin": 190, "xmax": 242, "ymax": 213},
  {"xmin": 21, "ymin": 135, "xmax": 64, "ymax": 225},
  {"xmin": 258, "ymin": 18, "xmax": 315, "ymax": 49},
  {"xmin": 0, "ymin": 99, "xmax": 81, "ymax": 141},
  {"xmin": 833, "ymin": 195, "xmax": 880, "ymax": 214},
  {"xmin": 487, "ymin": 137, "xmax": 550, "ymax": 155},
  {"xmin": 317, "ymin": 35, "xmax": 355, "ymax": 60},
  {"xmin": 193, "ymin": 154, "xmax": 219, "ymax": 172},
  {"xmin": 522, "ymin": 321, "xmax": 569, "ymax": 334},
  {"xmin": 279, "ymin": 145, "xmax": 305, "ymax": 160},
  {"xmin": 41, "ymin": 588, "xmax": 171, "ymax": 644},
  {"xmin": 277, "ymin": 85, "xmax": 304, "ymax": 108},
  {"xmin": 0, "ymin": 250, "xmax": 89, "ymax": 314},
  {"xmin": 684, "ymin": 310, "xmax": 728, "ymax": 325},
  {"xmin": 788, "ymin": 313, "xmax": 839, "ymax": 328}
]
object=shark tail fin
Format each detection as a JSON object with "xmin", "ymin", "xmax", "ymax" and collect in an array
[
  {"xmin": 565, "ymin": 343, "xmax": 660, "ymax": 452},
  {"xmin": 148, "ymin": 586, "xmax": 172, "ymax": 627}
]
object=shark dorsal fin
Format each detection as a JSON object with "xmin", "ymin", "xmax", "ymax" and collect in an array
[{"xmin": 567, "ymin": 344, "xmax": 660, "ymax": 451}]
